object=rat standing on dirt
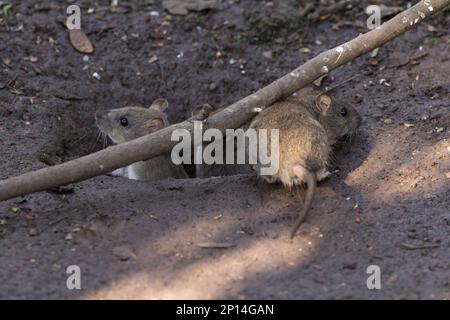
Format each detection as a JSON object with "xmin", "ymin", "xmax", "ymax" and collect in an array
[
  {"xmin": 249, "ymin": 86, "xmax": 361, "ymax": 238},
  {"xmin": 95, "ymin": 98, "xmax": 188, "ymax": 181}
]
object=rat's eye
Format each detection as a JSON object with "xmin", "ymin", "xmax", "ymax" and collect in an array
[
  {"xmin": 340, "ymin": 107, "xmax": 348, "ymax": 117},
  {"xmin": 119, "ymin": 117, "xmax": 128, "ymax": 127}
]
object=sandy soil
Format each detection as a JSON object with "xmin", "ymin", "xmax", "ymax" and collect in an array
[{"xmin": 0, "ymin": 0, "xmax": 449, "ymax": 299}]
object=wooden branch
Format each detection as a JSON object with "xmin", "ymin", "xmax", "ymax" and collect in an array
[{"xmin": 0, "ymin": 0, "xmax": 448, "ymax": 202}]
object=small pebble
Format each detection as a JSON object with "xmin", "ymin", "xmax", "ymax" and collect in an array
[
  {"xmin": 28, "ymin": 228, "xmax": 40, "ymax": 236},
  {"xmin": 208, "ymin": 83, "xmax": 217, "ymax": 91},
  {"xmin": 52, "ymin": 264, "xmax": 62, "ymax": 271},
  {"xmin": 10, "ymin": 207, "xmax": 19, "ymax": 213},
  {"xmin": 299, "ymin": 47, "xmax": 311, "ymax": 53},
  {"xmin": 263, "ymin": 50, "xmax": 273, "ymax": 59},
  {"xmin": 92, "ymin": 72, "xmax": 101, "ymax": 80},
  {"xmin": 354, "ymin": 94, "xmax": 364, "ymax": 103}
]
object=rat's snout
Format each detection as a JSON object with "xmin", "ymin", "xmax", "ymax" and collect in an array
[{"xmin": 95, "ymin": 111, "xmax": 104, "ymax": 121}]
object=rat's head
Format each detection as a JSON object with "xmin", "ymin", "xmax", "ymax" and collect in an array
[
  {"xmin": 294, "ymin": 87, "xmax": 361, "ymax": 142},
  {"xmin": 95, "ymin": 98, "xmax": 169, "ymax": 144}
]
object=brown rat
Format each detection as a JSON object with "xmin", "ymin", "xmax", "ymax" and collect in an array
[
  {"xmin": 95, "ymin": 98, "xmax": 188, "ymax": 181},
  {"xmin": 249, "ymin": 86, "xmax": 361, "ymax": 238}
]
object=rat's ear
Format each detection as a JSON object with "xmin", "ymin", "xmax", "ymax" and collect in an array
[
  {"xmin": 191, "ymin": 103, "xmax": 214, "ymax": 121},
  {"xmin": 149, "ymin": 98, "xmax": 169, "ymax": 112},
  {"xmin": 315, "ymin": 93, "xmax": 332, "ymax": 115},
  {"xmin": 144, "ymin": 118, "xmax": 165, "ymax": 134}
]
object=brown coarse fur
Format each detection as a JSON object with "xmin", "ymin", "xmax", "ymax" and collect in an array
[
  {"xmin": 249, "ymin": 87, "xmax": 361, "ymax": 237},
  {"xmin": 250, "ymin": 100, "xmax": 331, "ymax": 186}
]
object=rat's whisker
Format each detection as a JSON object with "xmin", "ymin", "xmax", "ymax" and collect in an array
[
  {"xmin": 102, "ymin": 134, "xmax": 108, "ymax": 149},
  {"xmin": 90, "ymin": 130, "xmax": 102, "ymax": 152}
]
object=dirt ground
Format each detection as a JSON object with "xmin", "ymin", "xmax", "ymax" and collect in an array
[{"xmin": 0, "ymin": 0, "xmax": 449, "ymax": 299}]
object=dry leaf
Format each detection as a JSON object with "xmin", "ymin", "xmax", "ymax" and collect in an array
[{"xmin": 69, "ymin": 29, "xmax": 94, "ymax": 54}]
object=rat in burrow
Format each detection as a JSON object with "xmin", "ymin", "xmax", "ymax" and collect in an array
[
  {"xmin": 249, "ymin": 86, "xmax": 362, "ymax": 238},
  {"xmin": 95, "ymin": 98, "xmax": 188, "ymax": 181}
]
